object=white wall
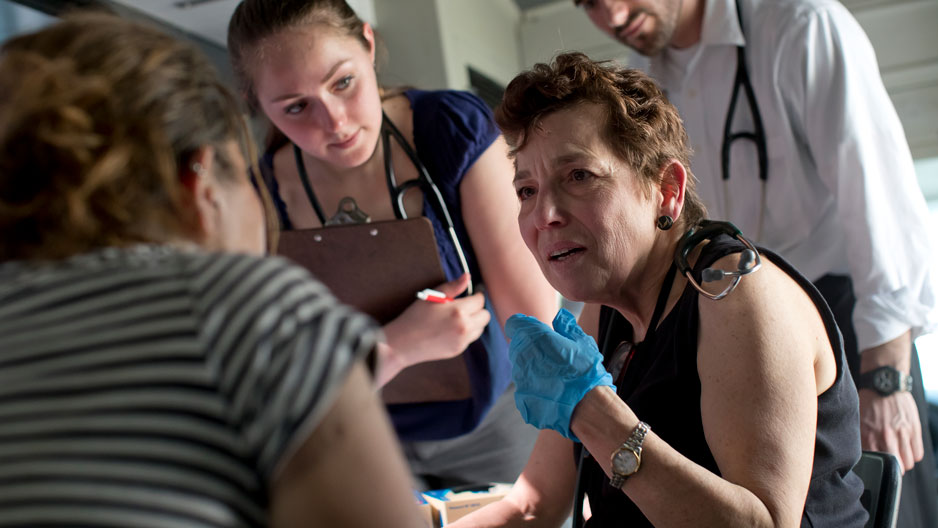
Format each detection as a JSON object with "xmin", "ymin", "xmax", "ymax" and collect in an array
[
  {"xmin": 346, "ymin": 0, "xmax": 376, "ymax": 25},
  {"xmin": 519, "ymin": 1, "xmax": 633, "ymax": 68},
  {"xmin": 376, "ymin": 0, "xmax": 523, "ymax": 91},
  {"xmin": 374, "ymin": 0, "xmax": 449, "ymax": 90},
  {"xmin": 436, "ymin": 0, "xmax": 522, "ymax": 89},
  {"xmin": 849, "ymin": 0, "xmax": 938, "ymax": 159}
]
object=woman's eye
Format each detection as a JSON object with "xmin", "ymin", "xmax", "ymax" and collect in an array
[
  {"xmin": 571, "ymin": 169, "xmax": 591, "ymax": 181},
  {"xmin": 516, "ymin": 187, "xmax": 535, "ymax": 201},
  {"xmin": 335, "ymin": 75, "xmax": 353, "ymax": 91},
  {"xmin": 285, "ymin": 102, "xmax": 306, "ymax": 115}
]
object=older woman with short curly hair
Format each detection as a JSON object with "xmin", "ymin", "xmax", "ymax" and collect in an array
[{"xmin": 450, "ymin": 52, "xmax": 867, "ymax": 528}]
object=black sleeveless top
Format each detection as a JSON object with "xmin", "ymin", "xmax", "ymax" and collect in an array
[{"xmin": 585, "ymin": 234, "xmax": 867, "ymax": 527}]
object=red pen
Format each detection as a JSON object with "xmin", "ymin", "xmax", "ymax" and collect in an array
[{"xmin": 416, "ymin": 288, "xmax": 454, "ymax": 303}]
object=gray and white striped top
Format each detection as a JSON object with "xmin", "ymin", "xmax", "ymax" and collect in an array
[{"xmin": 0, "ymin": 245, "xmax": 379, "ymax": 527}]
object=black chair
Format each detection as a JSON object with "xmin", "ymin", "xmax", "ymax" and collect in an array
[{"xmin": 853, "ymin": 450, "xmax": 902, "ymax": 528}]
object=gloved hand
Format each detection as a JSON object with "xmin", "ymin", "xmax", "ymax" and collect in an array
[{"xmin": 506, "ymin": 308, "xmax": 615, "ymax": 442}]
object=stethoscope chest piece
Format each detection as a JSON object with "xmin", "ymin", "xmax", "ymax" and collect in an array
[{"xmin": 674, "ymin": 220, "xmax": 762, "ymax": 300}]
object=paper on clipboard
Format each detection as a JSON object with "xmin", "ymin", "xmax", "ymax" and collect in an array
[{"xmin": 276, "ymin": 217, "xmax": 472, "ymax": 404}]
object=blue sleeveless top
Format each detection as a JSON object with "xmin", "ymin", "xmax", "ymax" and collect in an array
[
  {"xmin": 587, "ymin": 234, "xmax": 867, "ymax": 527},
  {"xmin": 261, "ymin": 90, "xmax": 511, "ymax": 442}
]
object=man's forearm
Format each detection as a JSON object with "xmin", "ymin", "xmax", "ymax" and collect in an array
[{"xmin": 860, "ymin": 330, "xmax": 912, "ymax": 374}]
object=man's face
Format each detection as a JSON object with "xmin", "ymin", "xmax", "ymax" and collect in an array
[{"xmin": 576, "ymin": 0, "xmax": 683, "ymax": 56}]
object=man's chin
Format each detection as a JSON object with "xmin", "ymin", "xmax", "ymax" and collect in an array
[{"xmin": 618, "ymin": 34, "xmax": 666, "ymax": 57}]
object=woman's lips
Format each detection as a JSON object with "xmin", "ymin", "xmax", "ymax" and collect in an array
[
  {"xmin": 547, "ymin": 245, "xmax": 586, "ymax": 262},
  {"xmin": 330, "ymin": 129, "xmax": 360, "ymax": 149}
]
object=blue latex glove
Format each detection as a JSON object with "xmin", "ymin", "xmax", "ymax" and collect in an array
[{"xmin": 505, "ymin": 308, "xmax": 615, "ymax": 442}]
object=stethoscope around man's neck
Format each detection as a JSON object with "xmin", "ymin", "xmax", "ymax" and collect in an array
[
  {"xmin": 291, "ymin": 111, "xmax": 473, "ymax": 294},
  {"xmin": 720, "ymin": 0, "xmax": 768, "ymax": 241}
]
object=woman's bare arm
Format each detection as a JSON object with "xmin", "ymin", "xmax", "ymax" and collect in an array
[
  {"xmin": 460, "ymin": 136, "xmax": 559, "ymax": 328},
  {"xmin": 571, "ymin": 257, "xmax": 831, "ymax": 527},
  {"xmin": 447, "ymin": 430, "xmax": 577, "ymax": 527},
  {"xmin": 269, "ymin": 362, "xmax": 423, "ymax": 527}
]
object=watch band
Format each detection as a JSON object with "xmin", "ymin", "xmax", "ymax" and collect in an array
[
  {"xmin": 857, "ymin": 365, "xmax": 913, "ymax": 396},
  {"xmin": 899, "ymin": 372, "xmax": 914, "ymax": 392},
  {"xmin": 609, "ymin": 421, "xmax": 650, "ymax": 488}
]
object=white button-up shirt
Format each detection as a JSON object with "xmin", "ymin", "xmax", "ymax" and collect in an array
[{"xmin": 649, "ymin": 0, "xmax": 936, "ymax": 350}]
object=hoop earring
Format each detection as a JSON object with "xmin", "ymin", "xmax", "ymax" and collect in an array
[
  {"xmin": 191, "ymin": 162, "xmax": 205, "ymax": 175},
  {"xmin": 656, "ymin": 215, "xmax": 674, "ymax": 231}
]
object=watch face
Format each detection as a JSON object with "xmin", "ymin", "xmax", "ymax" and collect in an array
[
  {"xmin": 873, "ymin": 369, "xmax": 896, "ymax": 393},
  {"xmin": 612, "ymin": 449, "xmax": 639, "ymax": 476}
]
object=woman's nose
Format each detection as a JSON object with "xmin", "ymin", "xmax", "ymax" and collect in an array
[
  {"xmin": 314, "ymin": 101, "xmax": 346, "ymax": 133},
  {"xmin": 532, "ymin": 191, "xmax": 565, "ymax": 230}
]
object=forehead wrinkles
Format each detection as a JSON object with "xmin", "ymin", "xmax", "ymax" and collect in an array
[{"xmin": 517, "ymin": 109, "xmax": 615, "ymax": 173}]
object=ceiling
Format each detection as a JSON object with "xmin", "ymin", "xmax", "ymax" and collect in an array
[
  {"xmin": 106, "ymin": 0, "xmax": 566, "ymax": 48},
  {"xmin": 107, "ymin": 0, "xmax": 240, "ymax": 47}
]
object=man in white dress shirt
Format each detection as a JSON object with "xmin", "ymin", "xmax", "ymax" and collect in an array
[{"xmin": 575, "ymin": 0, "xmax": 937, "ymax": 524}]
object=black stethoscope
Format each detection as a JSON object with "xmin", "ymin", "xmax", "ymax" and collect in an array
[
  {"xmin": 674, "ymin": 220, "xmax": 762, "ymax": 300},
  {"xmin": 721, "ymin": 0, "xmax": 768, "ymax": 240},
  {"xmin": 292, "ymin": 111, "xmax": 473, "ymax": 294}
]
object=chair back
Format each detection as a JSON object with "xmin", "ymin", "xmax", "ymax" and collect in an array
[{"xmin": 853, "ymin": 450, "xmax": 902, "ymax": 528}]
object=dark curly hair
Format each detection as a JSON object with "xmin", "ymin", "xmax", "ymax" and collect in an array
[
  {"xmin": 0, "ymin": 12, "xmax": 274, "ymax": 261},
  {"xmin": 496, "ymin": 52, "xmax": 706, "ymax": 230}
]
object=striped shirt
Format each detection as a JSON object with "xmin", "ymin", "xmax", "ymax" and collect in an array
[{"xmin": 0, "ymin": 245, "xmax": 379, "ymax": 527}]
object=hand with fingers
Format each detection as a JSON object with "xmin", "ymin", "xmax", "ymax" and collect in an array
[
  {"xmin": 859, "ymin": 390, "xmax": 924, "ymax": 473},
  {"xmin": 378, "ymin": 273, "xmax": 490, "ymax": 383},
  {"xmin": 505, "ymin": 308, "xmax": 615, "ymax": 441}
]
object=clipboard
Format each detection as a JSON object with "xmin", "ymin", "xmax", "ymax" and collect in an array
[{"xmin": 276, "ymin": 217, "xmax": 472, "ymax": 404}]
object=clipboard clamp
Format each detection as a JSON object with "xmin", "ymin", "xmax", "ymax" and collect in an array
[{"xmin": 325, "ymin": 196, "xmax": 371, "ymax": 226}]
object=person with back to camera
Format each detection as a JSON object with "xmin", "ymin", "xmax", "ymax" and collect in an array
[
  {"xmin": 227, "ymin": 0, "xmax": 559, "ymax": 490},
  {"xmin": 0, "ymin": 13, "xmax": 425, "ymax": 527},
  {"xmin": 449, "ymin": 52, "xmax": 867, "ymax": 527},
  {"xmin": 573, "ymin": 1, "xmax": 938, "ymax": 524}
]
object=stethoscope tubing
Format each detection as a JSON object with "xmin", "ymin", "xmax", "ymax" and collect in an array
[
  {"xmin": 381, "ymin": 113, "xmax": 473, "ymax": 295},
  {"xmin": 721, "ymin": 0, "xmax": 768, "ymax": 242}
]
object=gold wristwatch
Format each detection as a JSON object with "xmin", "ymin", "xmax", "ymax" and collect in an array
[{"xmin": 609, "ymin": 421, "xmax": 650, "ymax": 488}]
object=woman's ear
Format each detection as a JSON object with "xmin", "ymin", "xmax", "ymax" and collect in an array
[
  {"xmin": 179, "ymin": 146, "xmax": 219, "ymax": 247},
  {"xmin": 362, "ymin": 22, "xmax": 376, "ymax": 64},
  {"xmin": 658, "ymin": 159, "xmax": 687, "ymax": 220}
]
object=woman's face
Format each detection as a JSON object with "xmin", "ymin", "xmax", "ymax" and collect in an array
[
  {"xmin": 513, "ymin": 103, "xmax": 661, "ymax": 303},
  {"xmin": 253, "ymin": 24, "xmax": 382, "ymax": 169}
]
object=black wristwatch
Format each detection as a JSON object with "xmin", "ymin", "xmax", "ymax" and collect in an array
[{"xmin": 857, "ymin": 366, "xmax": 913, "ymax": 396}]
